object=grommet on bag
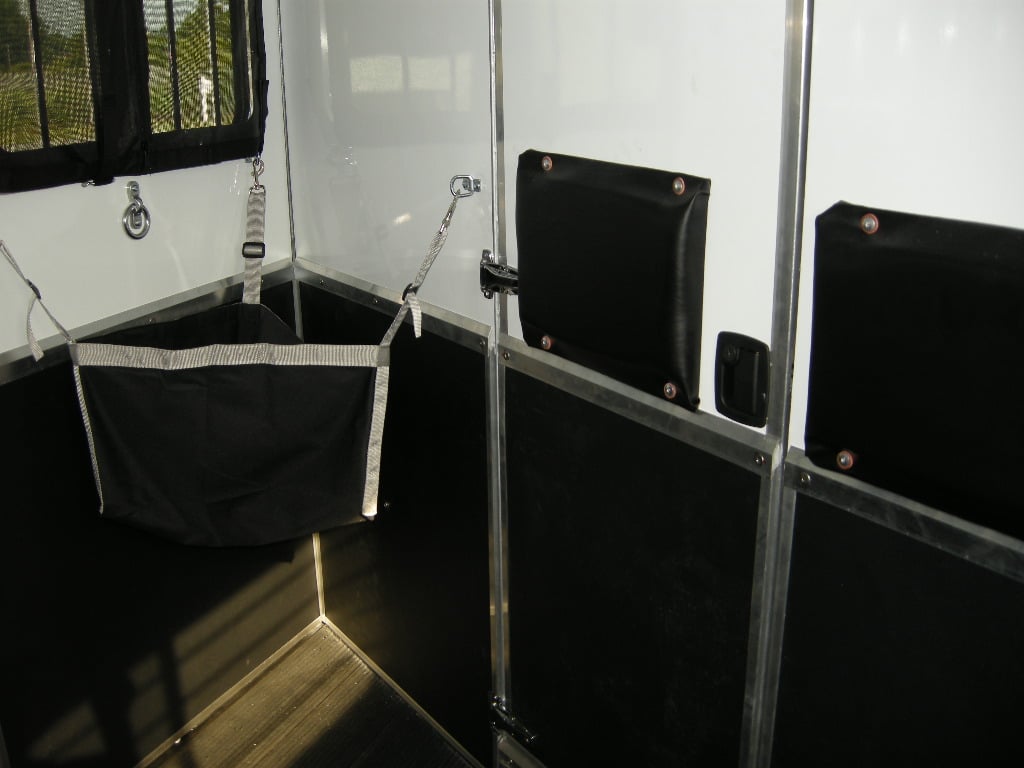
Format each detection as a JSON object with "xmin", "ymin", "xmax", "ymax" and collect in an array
[
  {"xmin": 860, "ymin": 213, "xmax": 879, "ymax": 235},
  {"xmin": 540, "ymin": 335, "xmax": 553, "ymax": 350},
  {"xmin": 672, "ymin": 177, "xmax": 686, "ymax": 196},
  {"xmin": 541, "ymin": 155, "xmax": 553, "ymax": 172},
  {"xmin": 663, "ymin": 382, "xmax": 679, "ymax": 400},
  {"xmin": 836, "ymin": 449, "xmax": 856, "ymax": 471}
]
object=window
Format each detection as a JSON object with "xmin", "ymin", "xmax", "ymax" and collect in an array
[{"xmin": 0, "ymin": 0, "xmax": 266, "ymax": 192}]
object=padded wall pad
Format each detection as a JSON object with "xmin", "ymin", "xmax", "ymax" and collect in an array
[
  {"xmin": 516, "ymin": 149, "xmax": 710, "ymax": 409},
  {"xmin": 806, "ymin": 201, "xmax": 1024, "ymax": 535}
]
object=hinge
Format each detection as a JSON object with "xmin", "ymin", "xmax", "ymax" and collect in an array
[
  {"xmin": 480, "ymin": 250, "xmax": 519, "ymax": 299},
  {"xmin": 491, "ymin": 696, "xmax": 537, "ymax": 745}
]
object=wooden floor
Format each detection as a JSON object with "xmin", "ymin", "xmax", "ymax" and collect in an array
[{"xmin": 145, "ymin": 625, "xmax": 477, "ymax": 768}]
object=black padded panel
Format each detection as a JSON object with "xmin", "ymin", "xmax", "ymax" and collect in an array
[
  {"xmin": 506, "ymin": 370, "xmax": 760, "ymax": 766},
  {"xmin": 516, "ymin": 149, "xmax": 710, "ymax": 409},
  {"xmin": 773, "ymin": 495, "xmax": 1024, "ymax": 766},
  {"xmin": 0, "ymin": 360, "xmax": 318, "ymax": 767},
  {"xmin": 805, "ymin": 202, "xmax": 1024, "ymax": 536},
  {"xmin": 302, "ymin": 284, "xmax": 491, "ymax": 766}
]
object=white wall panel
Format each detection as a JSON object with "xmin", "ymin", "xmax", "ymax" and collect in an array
[
  {"xmin": 0, "ymin": 10, "xmax": 291, "ymax": 357},
  {"xmin": 280, "ymin": 0, "xmax": 494, "ymax": 326},
  {"xmin": 501, "ymin": 0, "xmax": 788, "ymax": 418},
  {"xmin": 790, "ymin": 0, "xmax": 1024, "ymax": 449}
]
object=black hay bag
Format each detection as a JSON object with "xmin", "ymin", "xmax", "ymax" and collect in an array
[
  {"xmin": 805, "ymin": 201, "xmax": 1024, "ymax": 535},
  {"xmin": 71, "ymin": 302, "xmax": 390, "ymax": 547},
  {"xmin": 516, "ymin": 149, "xmax": 710, "ymax": 409}
]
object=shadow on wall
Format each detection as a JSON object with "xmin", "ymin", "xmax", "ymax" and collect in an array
[{"xmin": 0, "ymin": 289, "xmax": 319, "ymax": 766}]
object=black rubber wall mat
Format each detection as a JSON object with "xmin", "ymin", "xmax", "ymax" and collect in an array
[
  {"xmin": 506, "ymin": 370, "xmax": 760, "ymax": 766},
  {"xmin": 773, "ymin": 494, "xmax": 1024, "ymax": 766}
]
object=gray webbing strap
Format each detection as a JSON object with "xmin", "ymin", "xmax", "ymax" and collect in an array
[
  {"xmin": 1, "ymin": 240, "xmax": 73, "ymax": 360},
  {"xmin": 242, "ymin": 158, "xmax": 267, "ymax": 305},
  {"xmin": 381, "ymin": 193, "xmax": 460, "ymax": 347}
]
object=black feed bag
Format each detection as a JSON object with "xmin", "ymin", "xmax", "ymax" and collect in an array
[
  {"xmin": 805, "ymin": 201, "xmax": 1024, "ymax": 536},
  {"xmin": 4, "ymin": 168, "xmax": 462, "ymax": 547},
  {"xmin": 71, "ymin": 303, "xmax": 388, "ymax": 547},
  {"xmin": 516, "ymin": 149, "xmax": 710, "ymax": 409}
]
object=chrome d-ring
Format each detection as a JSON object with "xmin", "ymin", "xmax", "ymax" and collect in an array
[
  {"xmin": 122, "ymin": 200, "xmax": 151, "ymax": 239},
  {"xmin": 122, "ymin": 181, "xmax": 151, "ymax": 239},
  {"xmin": 449, "ymin": 174, "xmax": 481, "ymax": 198}
]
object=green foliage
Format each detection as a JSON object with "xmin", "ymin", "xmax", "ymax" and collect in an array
[
  {"xmin": 0, "ymin": 71, "xmax": 42, "ymax": 150},
  {"xmin": 0, "ymin": 0, "xmax": 32, "ymax": 70}
]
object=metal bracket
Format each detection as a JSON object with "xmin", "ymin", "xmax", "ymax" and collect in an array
[
  {"xmin": 122, "ymin": 181, "xmax": 151, "ymax": 240},
  {"xmin": 450, "ymin": 174, "xmax": 481, "ymax": 198},
  {"xmin": 480, "ymin": 250, "xmax": 519, "ymax": 299},
  {"xmin": 491, "ymin": 696, "xmax": 537, "ymax": 745}
]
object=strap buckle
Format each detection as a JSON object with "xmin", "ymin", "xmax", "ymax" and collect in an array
[{"xmin": 242, "ymin": 241, "xmax": 266, "ymax": 259}]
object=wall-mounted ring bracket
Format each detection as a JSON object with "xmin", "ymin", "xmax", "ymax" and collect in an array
[
  {"xmin": 122, "ymin": 181, "xmax": 151, "ymax": 240},
  {"xmin": 450, "ymin": 174, "xmax": 481, "ymax": 198}
]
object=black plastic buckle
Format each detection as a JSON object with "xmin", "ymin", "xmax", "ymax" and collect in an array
[{"xmin": 241, "ymin": 241, "xmax": 266, "ymax": 259}]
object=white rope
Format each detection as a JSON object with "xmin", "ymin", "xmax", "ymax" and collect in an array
[{"xmin": 1, "ymin": 240, "xmax": 73, "ymax": 360}]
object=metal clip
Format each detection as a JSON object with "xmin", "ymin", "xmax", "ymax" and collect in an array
[
  {"xmin": 480, "ymin": 250, "xmax": 519, "ymax": 298},
  {"xmin": 491, "ymin": 696, "xmax": 537, "ymax": 745},
  {"xmin": 251, "ymin": 156, "xmax": 265, "ymax": 191},
  {"xmin": 122, "ymin": 181, "xmax": 151, "ymax": 240},
  {"xmin": 450, "ymin": 174, "xmax": 481, "ymax": 198}
]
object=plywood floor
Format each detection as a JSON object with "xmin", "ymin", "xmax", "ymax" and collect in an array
[{"xmin": 145, "ymin": 625, "xmax": 477, "ymax": 768}]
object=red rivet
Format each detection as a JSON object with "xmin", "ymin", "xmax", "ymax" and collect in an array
[
  {"xmin": 540, "ymin": 335, "xmax": 553, "ymax": 350},
  {"xmin": 836, "ymin": 450, "xmax": 856, "ymax": 471},
  {"xmin": 663, "ymin": 382, "xmax": 678, "ymax": 400},
  {"xmin": 541, "ymin": 155, "xmax": 553, "ymax": 172},
  {"xmin": 860, "ymin": 213, "xmax": 879, "ymax": 235}
]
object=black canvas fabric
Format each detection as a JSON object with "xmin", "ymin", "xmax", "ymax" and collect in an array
[
  {"xmin": 75, "ymin": 303, "xmax": 377, "ymax": 546},
  {"xmin": 806, "ymin": 201, "xmax": 1024, "ymax": 536},
  {"xmin": 516, "ymin": 149, "xmax": 710, "ymax": 409}
]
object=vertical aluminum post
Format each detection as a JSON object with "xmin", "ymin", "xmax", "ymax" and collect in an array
[
  {"xmin": 740, "ymin": 1, "xmax": 813, "ymax": 766},
  {"xmin": 486, "ymin": 0, "xmax": 512, "ymax": 736}
]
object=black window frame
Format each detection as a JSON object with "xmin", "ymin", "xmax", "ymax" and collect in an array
[{"xmin": 0, "ymin": 0, "xmax": 267, "ymax": 193}]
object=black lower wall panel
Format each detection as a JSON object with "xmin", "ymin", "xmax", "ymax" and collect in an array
[
  {"xmin": 0, "ymin": 346, "xmax": 319, "ymax": 764},
  {"xmin": 772, "ymin": 495, "xmax": 1024, "ymax": 767},
  {"xmin": 303, "ymin": 284, "xmax": 491, "ymax": 765},
  {"xmin": 506, "ymin": 371, "xmax": 761, "ymax": 767}
]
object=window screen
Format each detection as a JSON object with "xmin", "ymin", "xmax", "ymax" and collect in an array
[
  {"xmin": 0, "ymin": 0, "xmax": 266, "ymax": 192},
  {"xmin": 0, "ymin": 0, "xmax": 94, "ymax": 151}
]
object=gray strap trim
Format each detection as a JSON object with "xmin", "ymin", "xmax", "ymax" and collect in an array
[
  {"xmin": 1, "ymin": 240, "xmax": 73, "ymax": 360},
  {"xmin": 361, "ymin": 366, "xmax": 391, "ymax": 519},
  {"xmin": 242, "ymin": 186, "xmax": 266, "ymax": 305},
  {"xmin": 381, "ymin": 194, "xmax": 459, "ymax": 347},
  {"xmin": 71, "ymin": 342, "xmax": 385, "ymax": 370},
  {"xmin": 72, "ymin": 365, "xmax": 105, "ymax": 515}
]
